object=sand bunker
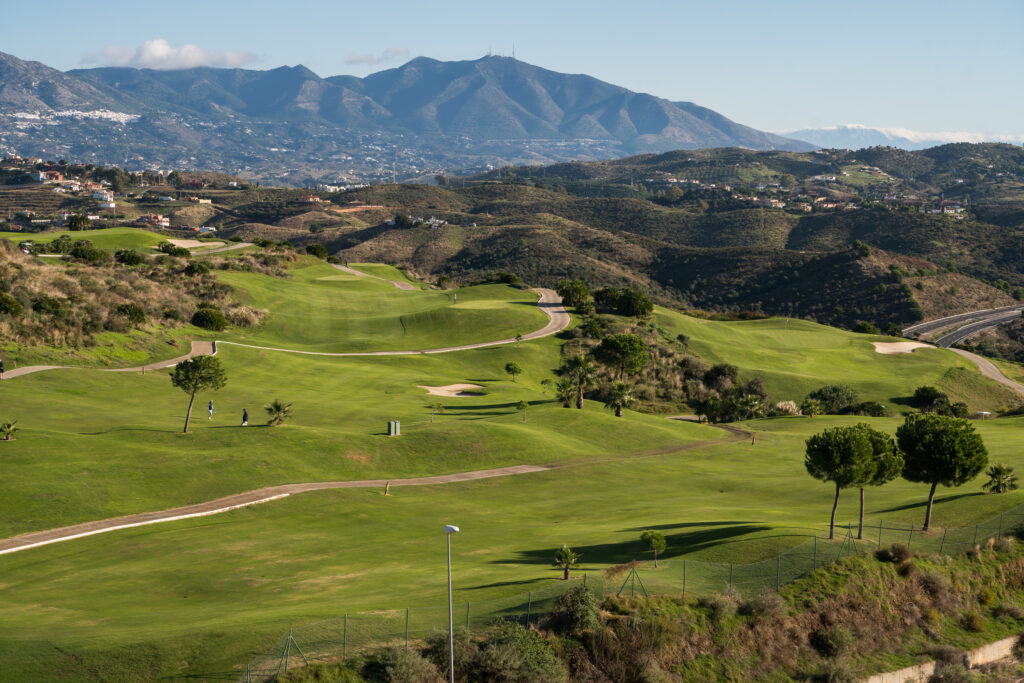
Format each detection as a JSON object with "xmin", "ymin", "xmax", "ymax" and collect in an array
[
  {"xmin": 873, "ymin": 341, "xmax": 930, "ymax": 354},
  {"xmin": 419, "ymin": 383, "xmax": 484, "ymax": 397},
  {"xmin": 163, "ymin": 239, "xmax": 226, "ymax": 249}
]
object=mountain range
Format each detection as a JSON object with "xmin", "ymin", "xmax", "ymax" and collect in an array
[
  {"xmin": 783, "ymin": 124, "xmax": 1024, "ymax": 151},
  {"xmin": 0, "ymin": 50, "xmax": 812, "ymax": 183}
]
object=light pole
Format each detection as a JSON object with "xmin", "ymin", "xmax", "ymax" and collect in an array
[{"xmin": 444, "ymin": 524, "xmax": 460, "ymax": 683}]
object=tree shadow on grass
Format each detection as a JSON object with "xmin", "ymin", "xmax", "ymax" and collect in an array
[
  {"xmin": 875, "ymin": 491, "xmax": 983, "ymax": 513},
  {"xmin": 491, "ymin": 524, "xmax": 772, "ymax": 568},
  {"xmin": 620, "ymin": 520, "xmax": 757, "ymax": 532}
]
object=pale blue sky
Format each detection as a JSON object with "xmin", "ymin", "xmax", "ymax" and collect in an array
[{"xmin": 2, "ymin": 0, "xmax": 1021, "ymax": 135}]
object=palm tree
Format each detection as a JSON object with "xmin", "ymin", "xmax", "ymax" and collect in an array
[
  {"xmin": 555, "ymin": 377, "xmax": 575, "ymax": 408},
  {"xmin": 553, "ymin": 544, "xmax": 580, "ymax": 580},
  {"xmin": 738, "ymin": 394, "xmax": 764, "ymax": 420},
  {"xmin": 0, "ymin": 421, "xmax": 18, "ymax": 441},
  {"xmin": 264, "ymin": 399, "xmax": 293, "ymax": 426},
  {"xmin": 604, "ymin": 382, "xmax": 636, "ymax": 418},
  {"xmin": 565, "ymin": 354, "xmax": 597, "ymax": 409},
  {"xmin": 983, "ymin": 464, "xmax": 1019, "ymax": 494}
]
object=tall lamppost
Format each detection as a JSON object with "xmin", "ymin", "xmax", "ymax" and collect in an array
[{"xmin": 444, "ymin": 524, "xmax": 460, "ymax": 683}]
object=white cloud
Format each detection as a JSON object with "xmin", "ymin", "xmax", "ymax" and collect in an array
[
  {"xmin": 344, "ymin": 47, "xmax": 410, "ymax": 66},
  {"xmin": 82, "ymin": 39, "xmax": 257, "ymax": 70}
]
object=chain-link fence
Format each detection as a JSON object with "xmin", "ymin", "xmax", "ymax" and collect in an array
[{"xmin": 241, "ymin": 502, "xmax": 1024, "ymax": 681}]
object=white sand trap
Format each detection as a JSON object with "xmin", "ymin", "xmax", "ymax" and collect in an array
[
  {"xmin": 164, "ymin": 239, "xmax": 226, "ymax": 249},
  {"xmin": 873, "ymin": 341, "xmax": 930, "ymax": 354},
  {"xmin": 419, "ymin": 383, "xmax": 484, "ymax": 397}
]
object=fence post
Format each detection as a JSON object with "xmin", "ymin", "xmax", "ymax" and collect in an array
[
  {"xmin": 343, "ymin": 614, "xmax": 348, "ymax": 659},
  {"xmin": 776, "ymin": 554, "xmax": 782, "ymax": 591},
  {"xmin": 466, "ymin": 601, "xmax": 471, "ymax": 629},
  {"xmin": 939, "ymin": 528, "xmax": 947, "ymax": 555},
  {"xmin": 878, "ymin": 520, "xmax": 884, "ymax": 547},
  {"xmin": 682, "ymin": 559, "xmax": 686, "ymax": 598},
  {"xmin": 283, "ymin": 628, "xmax": 292, "ymax": 675},
  {"xmin": 405, "ymin": 608, "xmax": 410, "ymax": 648},
  {"xmin": 999, "ymin": 514, "xmax": 1004, "ymax": 540},
  {"xmin": 908, "ymin": 526, "xmax": 913, "ymax": 548},
  {"xmin": 584, "ymin": 573, "xmax": 587, "ymax": 589},
  {"xmin": 526, "ymin": 592, "xmax": 532, "ymax": 626}
]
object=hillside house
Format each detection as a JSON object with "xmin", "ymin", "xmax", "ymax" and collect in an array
[
  {"xmin": 100, "ymin": 201, "xmax": 116, "ymax": 209},
  {"xmin": 93, "ymin": 190, "xmax": 114, "ymax": 202},
  {"xmin": 299, "ymin": 194, "xmax": 324, "ymax": 203},
  {"xmin": 139, "ymin": 213, "xmax": 170, "ymax": 228}
]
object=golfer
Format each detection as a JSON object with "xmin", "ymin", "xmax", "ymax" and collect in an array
[
  {"xmin": 242, "ymin": 408, "xmax": 248, "ymax": 427},
  {"xmin": 208, "ymin": 400, "xmax": 214, "ymax": 420},
  {"xmin": 0, "ymin": 359, "xmax": 4, "ymax": 379}
]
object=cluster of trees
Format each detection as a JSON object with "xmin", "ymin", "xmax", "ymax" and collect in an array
[
  {"xmin": 690, "ymin": 365, "xmax": 771, "ymax": 423},
  {"xmin": 799, "ymin": 384, "xmax": 887, "ymax": 418},
  {"xmin": 555, "ymin": 279, "xmax": 653, "ymax": 319},
  {"xmin": 911, "ymin": 385, "xmax": 969, "ymax": 418},
  {"xmin": 552, "ymin": 336, "xmax": 647, "ymax": 418},
  {"xmin": 806, "ymin": 414, "xmax": 991, "ymax": 538}
]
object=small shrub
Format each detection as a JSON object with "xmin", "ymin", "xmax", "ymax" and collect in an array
[
  {"xmin": 993, "ymin": 603, "xmax": 1024, "ymax": 620},
  {"xmin": 167, "ymin": 246, "xmax": 191, "ymax": 258},
  {"xmin": 921, "ymin": 572, "xmax": 954, "ymax": 602},
  {"xmin": 1012, "ymin": 633, "xmax": 1024, "ymax": 660},
  {"xmin": 745, "ymin": 589, "xmax": 787, "ymax": 618},
  {"xmin": 978, "ymin": 587, "xmax": 999, "ymax": 607},
  {"xmin": 700, "ymin": 592, "xmax": 739, "ymax": 623},
  {"xmin": 814, "ymin": 659, "xmax": 856, "ymax": 683},
  {"xmin": 994, "ymin": 537, "xmax": 1014, "ymax": 553},
  {"xmin": 0, "ymin": 292, "xmax": 23, "ymax": 316},
  {"xmin": 163, "ymin": 308, "xmax": 183, "ymax": 321},
  {"xmin": 923, "ymin": 608, "xmax": 941, "ymax": 625},
  {"xmin": 809, "ymin": 625, "xmax": 854, "ymax": 657},
  {"xmin": 961, "ymin": 611, "xmax": 985, "ymax": 632},
  {"xmin": 929, "ymin": 645, "xmax": 967, "ymax": 665},
  {"xmin": 928, "ymin": 662, "xmax": 976, "ymax": 683},
  {"xmin": 305, "ymin": 244, "xmax": 328, "ymax": 259},
  {"xmin": 423, "ymin": 628, "xmax": 477, "ymax": 680},
  {"xmin": 70, "ymin": 243, "xmax": 108, "ymax": 264},
  {"xmin": 551, "ymin": 585, "xmax": 599, "ymax": 633},
  {"xmin": 890, "ymin": 544, "xmax": 913, "ymax": 563},
  {"xmin": 191, "ymin": 307, "xmax": 227, "ymax": 331},
  {"xmin": 375, "ymin": 646, "xmax": 441, "ymax": 683},
  {"xmin": 184, "ymin": 261, "xmax": 210, "ymax": 276},
  {"xmin": 115, "ymin": 249, "xmax": 145, "ymax": 265},
  {"xmin": 114, "ymin": 303, "xmax": 146, "ymax": 325},
  {"xmin": 471, "ymin": 622, "xmax": 567, "ymax": 682},
  {"xmin": 897, "ymin": 560, "xmax": 917, "ymax": 578}
]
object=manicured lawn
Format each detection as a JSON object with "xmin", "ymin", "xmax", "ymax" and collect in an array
[{"xmin": 0, "ymin": 226, "xmax": 166, "ymax": 252}]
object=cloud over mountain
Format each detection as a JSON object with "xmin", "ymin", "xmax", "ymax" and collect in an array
[
  {"xmin": 82, "ymin": 39, "xmax": 257, "ymax": 70},
  {"xmin": 344, "ymin": 47, "xmax": 411, "ymax": 66}
]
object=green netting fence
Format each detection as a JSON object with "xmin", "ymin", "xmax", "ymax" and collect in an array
[{"xmin": 241, "ymin": 502, "xmax": 1024, "ymax": 681}]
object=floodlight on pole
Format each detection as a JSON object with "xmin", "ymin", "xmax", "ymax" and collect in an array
[{"xmin": 445, "ymin": 524, "xmax": 460, "ymax": 683}]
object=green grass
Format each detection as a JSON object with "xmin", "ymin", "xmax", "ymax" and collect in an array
[
  {"xmin": 0, "ymin": 227, "xmax": 166, "ymax": 252},
  {"xmin": 215, "ymin": 264, "xmax": 547, "ymax": 352},
  {"xmin": 656, "ymin": 307, "xmax": 1017, "ymax": 411},
  {"xmin": 347, "ymin": 262, "xmax": 418, "ymax": 284},
  {"xmin": 2, "ymin": 262, "xmax": 1024, "ymax": 680}
]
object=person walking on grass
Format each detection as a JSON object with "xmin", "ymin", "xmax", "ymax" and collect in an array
[
  {"xmin": 208, "ymin": 400, "xmax": 214, "ymax": 420},
  {"xmin": 0, "ymin": 359, "xmax": 4, "ymax": 380},
  {"xmin": 242, "ymin": 408, "xmax": 248, "ymax": 427}
]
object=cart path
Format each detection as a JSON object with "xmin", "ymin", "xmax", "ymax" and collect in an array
[
  {"xmin": 0, "ymin": 341, "xmax": 216, "ymax": 380},
  {"xmin": 215, "ymin": 287, "xmax": 568, "ymax": 357},
  {"xmin": 331, "ymin": 263, "xmax": 417, "ymax": 290},
  {"xmin": 0, "ymin": 465, "xmax": 548, "ymax": 556},
  {"xmin": 0, "ymin": 422, "xmax": 746, "ymax": 556},
  {"xmin": 194, "ymin": 241, "xmax": 253, "ymax": 254},
  {"xmin": 1, "ymin": 288, "xmax": 568, "ymax": 377},
  {"xmin": 949, "ymin": 348, "xmax": 1024, "ymax": 395}
]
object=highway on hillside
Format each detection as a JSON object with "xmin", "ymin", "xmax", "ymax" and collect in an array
[
  {"xmin": 933, "ymin": 308, "xmax": 1024, "ymax": 347},
  {"xmin": 902, "ymin": 304, "xmax": 1024, "ymax": 339}
]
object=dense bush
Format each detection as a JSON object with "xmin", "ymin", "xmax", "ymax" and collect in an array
[
  {"xmin": 806, "ymin": 384, "xmax": 858, "ymax": 414},
  {"xmin": 184, "ymin": 261, "xmax": 210, "ymax": 276},
  {"xmin": 114, "ymin": 303, "xmax": 146, "ymax": 325},
  {"xmin": 305, "ymin": 243, "xmax": 328, "ymax": 259},
  {"xmin": 69, "ymin": 242, "xmax": 108, "ymax": 264},
  {"xmin": 809, "ymin": 625, "xmax": 854, "ymax": 657},
  {"xmin": 374, "ymin": 646, "xmax": 440, "ymax": 683},
  {"xmin": 191, "ymin": 307, "xmax": 228, "ymax": 331},
  {"xmin": 0, "ymin": 292, "xmax": 22, "ymax": 316},
  {"xmin": 115, "ymin": 249, "xmax": 145, "ymax": 265},
  {"xmin": 551, "ymin": 585, "xmax": 599, "ymax": 633}
]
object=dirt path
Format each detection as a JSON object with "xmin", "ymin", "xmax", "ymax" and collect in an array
[
  {"xmin": 949, "ymin": 348, "xmax": 1024, "ymax": 395},
  {"xmin": 332, "ymin": 263, "xmax": 417, "ymax": 290},
  {"xmin": 1, "ymin": 341, "xmax": 215, "ymax": 380},
  {"xmin": 216, "ymin": 287, "xmax": 568, "ymax": 357},
  {"xmin": 0, "ymin": 465, "xmax": 547, "ymax": 556},
  {"xmin": 197, "ymin": 241, "xmax": 253, "ymax": 254}
]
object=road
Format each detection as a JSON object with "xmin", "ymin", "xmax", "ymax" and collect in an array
[
  {"xmin": 903, "ymin": 304, "xmax": 1024, "ymax": 343},
  {"xmin": 933, "ymin": 309, "xmax": 1024, "ymax": 347}
]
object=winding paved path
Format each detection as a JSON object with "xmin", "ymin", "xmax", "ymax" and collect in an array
[
  {"xmin": 216, "ymin": 288, "xmax": 568, "ymax": 357},
  {"xmin": 0, "ymin": 341, "xmax": 215, "ymax": 380},
  {"xmin": 949, "ymin": 348, "xmax": 1024, "ymax": 395},
  {"xmin": 1, "ymin": 289, "xmax": 568, "ymax": 377}
]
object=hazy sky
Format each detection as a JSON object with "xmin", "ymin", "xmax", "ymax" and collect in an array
[{"xmin": 2, "ymin": 0, "xmax": 1021, "ymax": 135}]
